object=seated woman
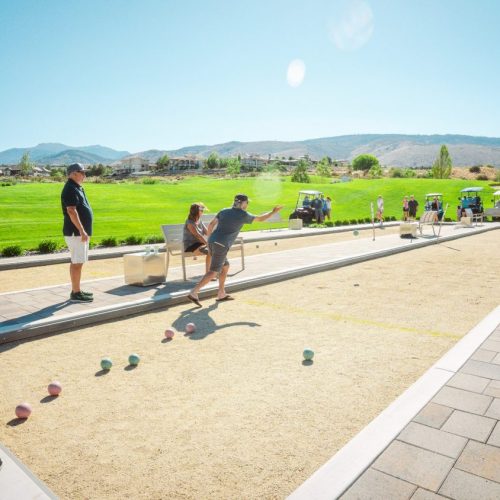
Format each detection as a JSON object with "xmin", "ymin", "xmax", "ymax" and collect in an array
[{"xmin": 183, "ymin": 203, "xmax": 211, "ymax": 273}]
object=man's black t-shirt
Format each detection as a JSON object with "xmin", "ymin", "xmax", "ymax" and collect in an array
[{"xmin": 61, "ymin": 179, "xmax": 93, "ymax": 236}]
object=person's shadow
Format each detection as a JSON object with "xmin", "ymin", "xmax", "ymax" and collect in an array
[{"xmin": 172, "ymin": 303, "xmax": 260, "ymax": 340}]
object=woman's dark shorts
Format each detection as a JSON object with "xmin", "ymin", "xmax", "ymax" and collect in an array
[{"xmin": 185, "ymin": 242, "xmax": 208, "ymax": 255}]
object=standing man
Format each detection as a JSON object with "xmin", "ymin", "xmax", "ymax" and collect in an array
[
  {"xmin": 376, "ymin": 195, "xmax": 384, "ymax": 227},
  {"xmin": 61, "ymin": 163, "xmax": 94, "ymax": 302},
  {"xmin": 408, "ymin": 195, "xmax": 419, "ymax": 221},
  {"xmin": 188, "ymin": 194, "xmax": 282, "ymax": 306}
]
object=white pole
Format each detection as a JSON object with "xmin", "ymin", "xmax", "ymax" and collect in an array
[{"xmin": 370, "ymin": 202, "xmax": 375, "ymax": 241}]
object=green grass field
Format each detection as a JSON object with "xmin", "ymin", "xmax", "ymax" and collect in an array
[{"xmin": 0, "ymin": 176, "xmax": 495, "ymax": 251}]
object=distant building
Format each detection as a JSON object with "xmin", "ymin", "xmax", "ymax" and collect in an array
[
  {"xmin": 240, "ymin": 155, "xmax": 267, "ymax": 169},
  {"xmin": 167, "ymin": 156, "xmax": 202, "ymax": 171},
  {"xmin": 111, "ymin": 156, "xmax": 150, "ymax": 175}
]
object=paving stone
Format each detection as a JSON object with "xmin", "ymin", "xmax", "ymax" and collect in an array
[
  {"xmin": 398, "ymin": 422, "xmax": 467, "ymax": 458},
  {"xmin": 432, "ymin": 386, "xmax": 492, "ymax": 415},
  {"xmin": 482, "ymin": 339, "xmax": 500, "ymax": 352},
  {"xmin": 492, "ymin": 353, "xmax": 500, "ymax": 365},
  {"xmin": 487, "ymin": 422, "xmax": 500, "ymax": 447},
  {"xmin": 455, "ymin": 440, "xmax": 500, "ymax": 483},
  {"xmin": 485, "ymin": 398, "xmax": 500, "ymax": 419},
  {"xmin": 447, "ymin": 372, "xmax": 490, "ymax": 393},
  {"xmin": 411, "ymin": 488, "xmax": 448, "ymax": 499},
  {"xmin": 342, "ymin": 468, "xmax": 416, "ymax": 500},
  {"xmin": 441, "ymin": 410, "xmax": 496, "ymax": 442},
  {"xmin": 439, "ymin": 468, "xmax": 500, "ymax": 500},
  {"xmin": 460, "ymin": 359, "xmax": 500, "ymax": 381},
  {"xmin": 471, "ymin": 349, "xmax": 498, "ymax": 362},
  {"xmin": 372, "ymin": 441, "xmax": 454, "ymax": 491},
  {"xmin": 413, "ymin": 403, "xmax": 453, "ymax": 429},
  {"xmin": 484, "ymin": 380, "xmax": 500, "ymax": 398}
]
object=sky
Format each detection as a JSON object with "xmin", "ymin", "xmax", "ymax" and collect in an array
[{"xmin": 1, "ymin": 0, "xmax": 499, "ymax": 153}]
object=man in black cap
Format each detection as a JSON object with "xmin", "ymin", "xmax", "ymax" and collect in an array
[
  {"xmin": 188, "ymin": 194, "xmax": 282, "ymax": 305},
  {"xmin": 61, "ymin": 163, "xmax": 94, "ymax": 302}
]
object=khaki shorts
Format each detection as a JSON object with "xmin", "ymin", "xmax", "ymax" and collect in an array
[
  {"xmin": 208, "ymin": 241, "xmax": 229, "ymax": 273},
  {"xmin": 65, "ymin": 236, "xmax": 89, "ymax": 264}
]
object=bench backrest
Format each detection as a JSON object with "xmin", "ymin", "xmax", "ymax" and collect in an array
[
  {"xmin": 464, "ymin": 208, "xmax": 473, "ymax": 218},
  {"xmin": 161, "ymin": 224, "xmax": 184, "ymax": 253}
]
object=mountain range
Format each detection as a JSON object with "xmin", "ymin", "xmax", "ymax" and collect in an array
[{"xmin": 1, "ymin": 135, "xmax": 500, "ymax": 167}]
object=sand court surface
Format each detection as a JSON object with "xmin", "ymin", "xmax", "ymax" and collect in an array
[{"xmin": 0, "ymin": 231, "xmax": 498, "ymax": 499}]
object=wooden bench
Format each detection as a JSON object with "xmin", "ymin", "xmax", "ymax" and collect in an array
[
  {"xmin": 161, "ymin": 223, "xmax": 245, "ymax": 281},
  {"xmin": 418, "ymin": 203, "xmax": 448, "ymax": 237}
]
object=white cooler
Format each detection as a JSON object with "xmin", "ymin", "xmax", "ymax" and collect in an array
[
  {"xmin": 399, "ymin": 222, "xmax": 417, "ymax": 238},
  {"xmin": 288, "ymin": 218, "xmax": 303, "ymax": 230},
  {"xmin": 124, "ymin": 251, "xmax": 166, "ymax": 286}
]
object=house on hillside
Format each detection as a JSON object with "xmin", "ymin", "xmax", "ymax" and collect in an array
[
  {"xmin": 2, "ymin": 166, "xmax": 21, "ymax": 176},
  {"xmin": 241, "ymin": 155, "xmax": 267, "ymax": 170},
  {"xmin": 111, "ymin": 156, "xmax": 151, "ymax": 175},
  {"xmin": 33, "ymin": 166, "xmax": 50, "ymax": 177},
  {"xmin": 167, "ymin": 156, "xmax": 202, "ymax": 171}
]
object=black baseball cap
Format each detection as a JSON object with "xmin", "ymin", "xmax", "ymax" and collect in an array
[
  {"xmin": 67, "ymin": 163, "xmax": 86, "ymax": 175},
  {"xmin": 234, "ymin": 194, "xmax": 250, "ymax": 203}
]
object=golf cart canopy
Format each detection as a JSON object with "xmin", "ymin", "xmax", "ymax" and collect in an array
[
  {"xmin": 425, "ymin": 193, "xmax": 443, "ymax": 198},
  {"xmin": 298, "ymin": 190, "xmax": 322, "ymax": 196},
  {"xmin": 461, "ymin": 187, "xmax": 484, "ymax": 193},
  {"xmin": 493, "ymin": 190, "xmax": 500, "ymax": 197}
]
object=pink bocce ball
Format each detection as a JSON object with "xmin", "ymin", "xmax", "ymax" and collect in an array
[
  {"xmin": 164, "ymin": 328, "xmax": 175, "ymax": 339},
  {"xmin": 15, "ymin": 402, "xmax": 32, "ymax": 419},
  {"xmin": 185, "ymin": 322, "xmax": 196, "ymax": 334},
  {"xmin": 48, "ymin": 381, "xmax": 62, "ymax": 396}
]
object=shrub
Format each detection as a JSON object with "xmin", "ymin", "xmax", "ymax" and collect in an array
[
  {"xmin": 469, "ymin": 166, "xmax": 481, "ymax": 173},
  {"xmin": 477, "ymin": 174, "xmax": 488, "ymax": 181},
  {"xmin": 123, "ymin": 235, "xmax": 144, "ymax": 245},
  {"xmin": 38, "ymin": 240, "xmax": 58, "ymax": 254},
  {"xmin": 342, "ymin": 220, "xmax": 350, "ymax": 225},
  {"xmin": 390, "ymin": 168, "xmax": 403, "ymax": 178},
  {"xmin": 144, "ymin": 235, "xmax": 164, "ymax": 244},
  {"xmin": 141, "ymin": 177, "xmax": 159, "ymax": 185},
  {"xmin": 2, "ymin": 245, "xmax": 23, "ymax": 257},
  {"xmin": 357, "ymin": 218, "xmax": 365, "ymax": 224},
  {"xmin": 324, "ymin": 221, "xmax": 334, "ymax": 227},
  {"xmin": 364, "ymin": 217, "xmax": 372, "ymax": 223},
  {"xmin": 334, "ymin": 220, "xmax": 342, "ymax": 226},
  {"xmin": 445, "ymin": 217, "xmax": 453, "ymax": 222},
  {"xmin": 349, "ymin": 219, "xmax": 358, "ymax": 225},
  {"xmin": 101, "ymin": 237, "xmax": 118, "ymax": 247}
]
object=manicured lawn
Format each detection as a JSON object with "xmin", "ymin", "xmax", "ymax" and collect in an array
[{"xmin": 0, "ymin": 176, "xmax": 494, "ymax": 251}]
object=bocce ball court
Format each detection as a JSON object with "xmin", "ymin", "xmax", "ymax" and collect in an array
[{"xmin": 1, "ymin": 229, "xmax": 499, "ymax": 498}]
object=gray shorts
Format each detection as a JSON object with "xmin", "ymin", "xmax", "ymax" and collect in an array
[{"xmin": 208, "ymin": 241, "xmax": 229, "ymax": 273}]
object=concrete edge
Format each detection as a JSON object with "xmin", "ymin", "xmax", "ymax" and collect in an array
[
  {"xmin": 288, "ymin": 305, "xmax": 500, "ymax": 500},
  {"xmin": 0, "ymin": 443, "xmax": 58, "ymax": 499},
  {"xmin": 1, "ymin": 224, "xmax": 497, "ymax": 344}
]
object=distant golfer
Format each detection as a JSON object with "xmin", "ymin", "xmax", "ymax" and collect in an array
[
  {"xmin": 376, "ymin": 195, "xmax": 384, "ymax": 226},
  {"xmin": 61, "ymin": 163, "xmax": 94, "ymax": 302},
  {"xmin": 188, "ymin": 194, "xmax": 283, "ymax": 305}
]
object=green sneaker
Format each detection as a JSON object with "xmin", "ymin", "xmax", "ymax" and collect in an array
[
  {"xmin": 70, "ymin": 291, "xmax": 94, "ymax": 303},
  {"xmin": 81, "ymin": 290, "xmax": 93, "ymax": 297}
]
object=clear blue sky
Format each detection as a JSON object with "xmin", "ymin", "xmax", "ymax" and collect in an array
[{"xmin": 1, "ymin": 0, "xmax": 499, "ymax": 153}]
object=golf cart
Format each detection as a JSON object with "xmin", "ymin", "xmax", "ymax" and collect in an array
[
  {"xmin": 289, "ymin": 189, "xmax": 323, "ymax": 225},
  {"xmin": 485, "ymin": 190, "xmax": 500, "ymax": 220},
  {"xmin": 424, "ymin": 193, "xmax": 445, "ymax": 220},
  {"xmin": 459, "ymin": 187, "xmax": 484, "ymax": 215}
]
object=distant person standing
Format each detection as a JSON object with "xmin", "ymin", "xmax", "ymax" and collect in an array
[
  {"xmin": 61, "ymin": 163, "xmax": 93, "ymax": 302},
  {"xmin": 402, "ymin": 196, "xmax": 409, "ymax": 221},
  {"xmin": 324, "ymin": 196, "xmax": 332, "ymax": 221},
  {"xmin": 376, "ymin": 195, "xmax": 384, "ymax": 226},
  {"xmin": 408, "ymin": 195, "xmax": 419, "ymax": 220},
  {"xmin": 311, "ymin": 195, "xmax": 323, "ymax": 223},
  {"xmin": 188, "ymin": 194, "xmax": 282, "ymax": 306}
]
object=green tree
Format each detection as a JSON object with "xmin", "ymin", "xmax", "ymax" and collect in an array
[
  {"xmin": 204, "ymin": 152, "xmax": 219, "ymax": 170},
  {"xmin": 368, "ymin": 163, "xmax": 383, "ymax": 178},
  {"xmin": 315, "ymin": 158, "xmax": 331, "ymax": 178},
  {"xmin": 225, "ymin": 157, "xmax": 241, "ymax": 176},
  {"xmin": 155, "ymin": 154, "xmax": 170, "ymax": 171},
  {"xmin": 352, "ymin": 154, "xmax": 379, "ymax": 172},
  {"xmin": 291, "ymin": 159, "xmax": 310, "ymax": 183},
  {"xmin": 19, "ymin": 152, "xmax": 34, "ymax": 175},
  {"xmin": 431, "ymin": 145, "xmax": 452, "ymax": 179}
]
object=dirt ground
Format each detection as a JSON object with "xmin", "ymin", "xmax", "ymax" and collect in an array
[
  {"xmin": 0, "ymin": 227, "xmax": 400, "ymax": 293},
  {"xmin": 0, "ymin": 231, "xmax": 499, "ymax": 499}
]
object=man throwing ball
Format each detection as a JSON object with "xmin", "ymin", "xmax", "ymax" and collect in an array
[{"xmin": 188, "ymin": 194, "xmax": 282, "ymax": 305}]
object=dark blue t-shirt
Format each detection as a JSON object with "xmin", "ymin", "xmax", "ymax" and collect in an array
[
  {"xmin": 61, "ymin": 179, "xmax": 93, "ymax": 236},
  {"xmin": 208, "ymin": 207, "xmax": 255, "ymax": 248}
]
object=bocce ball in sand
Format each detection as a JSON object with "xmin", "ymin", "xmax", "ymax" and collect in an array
[
  {"xmin": 303, "ymin": 349, "xmax": 315, "ymax": 361},
  {"xmin": 353, "ymin": 230, "xmax": 359, "ymax": 236},
  {"xmin": 164, "ymin": 328, "xmax": 175, "ymax": 339},
  {"xmin": 128, "ymin": 353, "xmax": 140, "ymax": 366},
  {"xmin": 15, "ymin": 402, "xmax": 32, "ymax": 419},
  {"xmin": 100, "ymin": 357, "xmax": 113, "ymax": 370},
  {"xmin": 48, "ymin": 381, "xmax": 62, "ymax": 396},
  {"xmin": 185, "ymin": 323, "xmax": 196, "ymax": 334}
]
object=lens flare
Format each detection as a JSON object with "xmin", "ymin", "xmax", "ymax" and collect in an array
[{"xmin": 286, "ymin": 59, "xmax": 306, "ymax": 87}]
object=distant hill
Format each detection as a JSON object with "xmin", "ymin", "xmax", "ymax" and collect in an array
[
  {"xmin": 135, "ymin": 134, "xmax": 500, "ymax": 167},
  {"xmin": 0, "ymin": 143, "xmax": 130, "ymax": 165}
]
